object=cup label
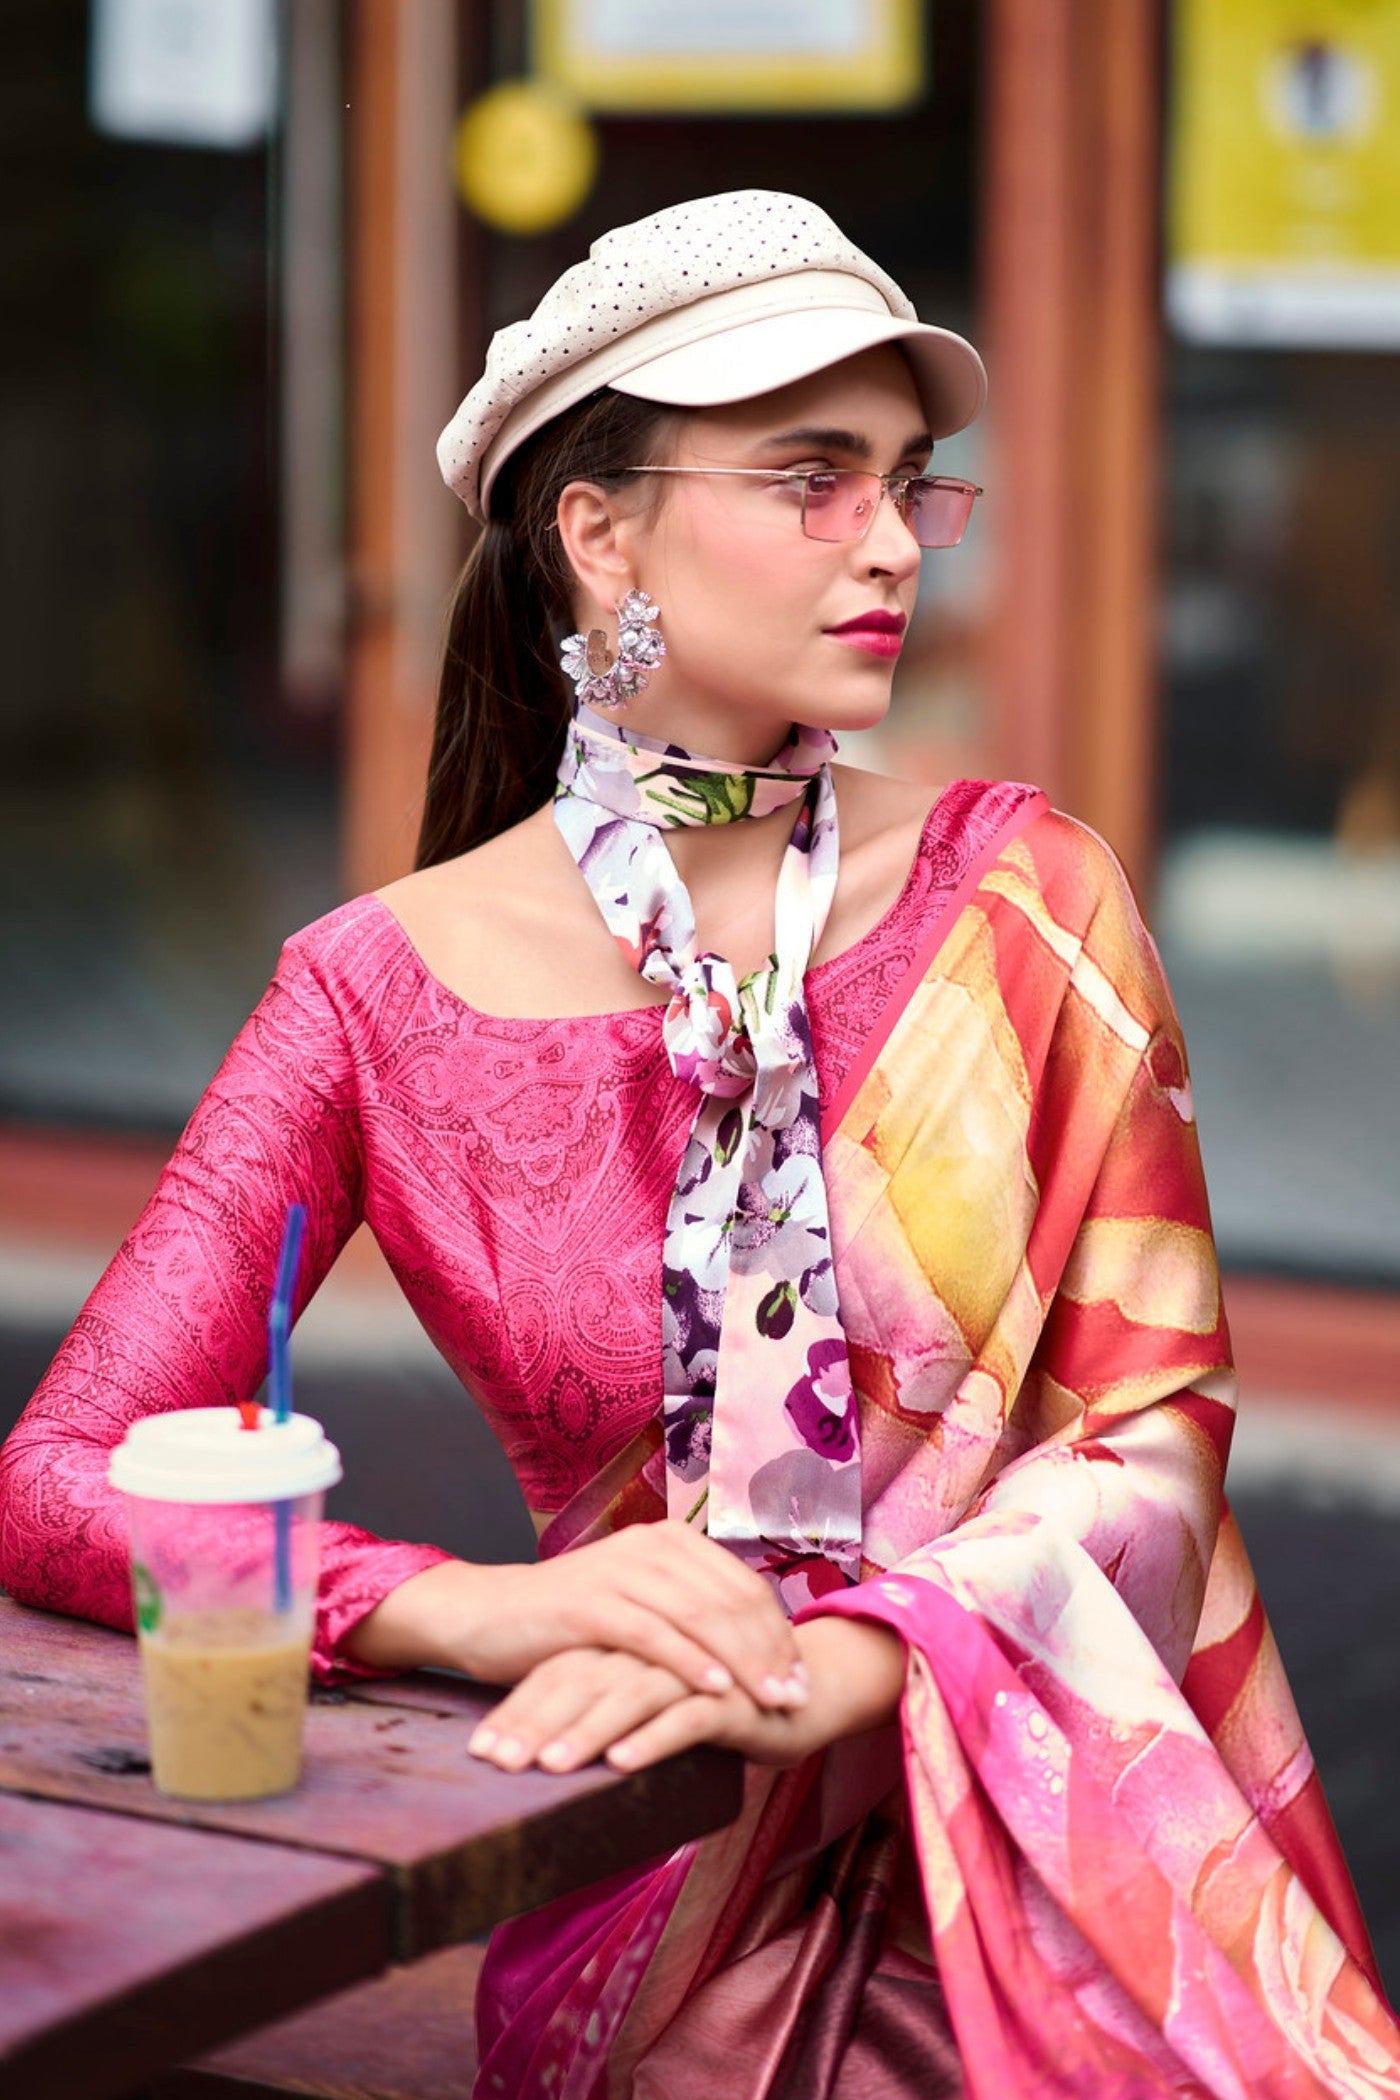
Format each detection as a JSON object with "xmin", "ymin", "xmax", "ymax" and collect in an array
[{"xmin": 133, "ymin": 1561, "xmax": 163, "ymax": 1634}]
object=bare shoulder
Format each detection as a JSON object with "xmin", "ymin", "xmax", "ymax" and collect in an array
[
  {"xmin": 371, "ymin": 801, "xmax": 648, "ymax": 1016},
  {"xmin": 375, "ymin": 802, "xmax": 572, "ymax": 929},
  {"xmin": 829, "ymin": 761, "xmax": 945, "ymax": 849},
  {"xmin": 830, "ymin": 760, "xmax": 942, "ymax": 818},
  {"xmin": 806, "ymin": 763, "xmax": 947, "ymax": 966}
]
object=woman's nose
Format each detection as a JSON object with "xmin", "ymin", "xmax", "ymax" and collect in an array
[{"xmin": 859, "ymin": 483, "xmax": 922, "ymax": 579}]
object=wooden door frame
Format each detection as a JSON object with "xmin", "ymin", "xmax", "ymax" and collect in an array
[
  {"xmin": 979, "ymin": 0, "xmax": 1162, "ymax": 897},
  {"xmin": 342, "ymin": 0, "xmax": 473, "ymax": 895}
]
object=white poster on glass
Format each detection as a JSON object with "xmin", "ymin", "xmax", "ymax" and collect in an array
[
  {"xmin": 532, "ymin": 0, "xmax": 923, "ymax": 111},
  {"xmin": 89, "ymin": 0, "xmax": 278, "ymax": 150}
]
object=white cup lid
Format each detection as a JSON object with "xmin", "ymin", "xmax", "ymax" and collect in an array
[{"xmin": 108, "ymin": 1407, "xmax": 343, "ymax": 1504}]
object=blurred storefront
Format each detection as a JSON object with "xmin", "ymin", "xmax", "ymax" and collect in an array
[
  {"xmin": 3, "ymin": 0, "xmax": 1399, "ymax": 1378},
  {"xmin": 1159, "ymin": 0, "xmax": 1400, "ymax": 1289},
  {"xmin": 3, "ymin": 0, "xmax": 347, "ymax": 1128}
]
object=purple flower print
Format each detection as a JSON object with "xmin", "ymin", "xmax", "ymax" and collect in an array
[
  {"xmin": 784, "ymin": 1337, "xmax": 857, "ymax": 1462},
  {"xmin": 662, "ymin": 1265, "xmax": 721, "ymax": 1369},
  {"xmin": 731, "ymin": 1155, "xmax": 829, "ymax": 1280},
  {"xmin": 772, "ymin": 1110, "xmax": 820, "ymax": 1167},
  {"xmin": 785, "ymin": 995, "xmax": 814, "ymax": 1059},
  {"xmin": 752, "ymin": 1054, "xmax": 805, "ymax": 1132},
  {"xmin": 798, "ymin": 1255, "xmax": 838, "ymax": 1317},
  {"xmin": 756, "ymin": 1279, "xmax": 797, "ymax": 1339},
  {"xmin": 714, "ymin": 1107, "xmax": 746, "ymax": 1166},
  {"xmin": 665, "ymin": 1396, "xmax": 712, "ymax": 1481},
  {"xmin": 662, "ymin": 956, "xmax": 754, "ymax": 1095},
  {"xmin": 748, "ymin": 1446, "xmax": 861, "ymax": 1549},
  {"xmin": 672, "ymin": 1207, "xmax": 735, "ymax": 1294}
]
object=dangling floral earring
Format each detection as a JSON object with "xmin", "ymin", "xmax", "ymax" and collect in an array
[{"xmin": 559, "ymin": 588, "xmax": 665, "ymax": 712}]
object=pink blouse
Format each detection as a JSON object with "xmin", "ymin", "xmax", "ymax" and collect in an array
[{"xmin": 0, "ymin": 779, "xmax": 1035, "ymax": 1680}]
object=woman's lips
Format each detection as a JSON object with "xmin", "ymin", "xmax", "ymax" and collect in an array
[
  {"xmin": 826, "ymin": 626, "xmax": 905, "ymax": 659},
  {"xmin": 824, "ymin": 610, "xmax": 907, "ymax": 659}
]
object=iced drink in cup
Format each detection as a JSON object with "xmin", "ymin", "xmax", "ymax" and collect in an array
[{"xmin": 108, "ymin": 1407, "xmax": 342, "ymax": 1801}]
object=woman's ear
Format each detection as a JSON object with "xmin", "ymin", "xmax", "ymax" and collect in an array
[{"xmin": 556, "ymin": 482, "xmax": 634, "ymax": 623}]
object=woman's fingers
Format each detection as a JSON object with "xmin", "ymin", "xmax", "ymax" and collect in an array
[
  {"xmin": 579, "ymin": 1587, "xmax": 804, "ymax": 1713},
  {"xmin": 605, "ymin": 1683, "xmax": 809, "ymax": 1773},
  {"xmin": 604, "ymin": 1688, "xmax": 751, "ymax": 1773},
  {"xmin": 535, "ymin": 1662, "xmax": 691, "ymax": 1772},
  {"xmin": 605, "ymin": 1530, "xmax": 806, "ymax": 1710},
  {"xmin": 455, "ymin": 1524, "xmax": 807, "ymax": 1714},
  {"xmin": 638, "ymin": 1585, "xmax": 803, "ymax": 1713},
  {"xmin": 468, "ymin": 1646, "xmax": 615, "ymax": 1769},
  {"xmin": 567, "ymin": 1597, "xmax": 741, "ymax": 1700},
  {"xmin": 467, "ymin": 1650, "xmax": 691, "ymax": 1772}
]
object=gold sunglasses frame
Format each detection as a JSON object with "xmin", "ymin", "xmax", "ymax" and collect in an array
[{"xmin": 625, "ymin": 466, "xmax": 984, "ymax": 547}]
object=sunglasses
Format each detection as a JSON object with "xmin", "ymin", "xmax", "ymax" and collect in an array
[{"xmin": 626, "ymin": 466, "xmax": 982, "ymax": 548}]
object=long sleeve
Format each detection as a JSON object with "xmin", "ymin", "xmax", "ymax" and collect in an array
[{"xmin": 0, "ymin": 933, "xmax": 455, "ymax": 1682}]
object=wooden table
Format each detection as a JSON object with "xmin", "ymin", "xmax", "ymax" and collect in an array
[{"xmin": 0, "ymin": 1596, "xmax": 744, "ymax": 2100}]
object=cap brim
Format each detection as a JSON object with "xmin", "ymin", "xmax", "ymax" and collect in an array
[{"xmin": 609, "ymin": 307, "xmax": 987, "ymax": 440}]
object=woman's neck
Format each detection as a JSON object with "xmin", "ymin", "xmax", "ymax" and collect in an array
[{"xmin": 609, "ymin": 694, "xmax": 795, "ymax": 769}]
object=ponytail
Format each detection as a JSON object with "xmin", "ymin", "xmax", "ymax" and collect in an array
[{"xmin": 415, "ymin": 389, "xmax": 678, "ymax": 868}]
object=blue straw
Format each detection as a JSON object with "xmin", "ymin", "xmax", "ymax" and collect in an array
[
  {"xmin": 268, "ymin": 1203, "xmax": 306, "ymax": 1612},
  {"xmin": 269, "ymin": 1203, "xmax": 305, "ymax": 1424}
]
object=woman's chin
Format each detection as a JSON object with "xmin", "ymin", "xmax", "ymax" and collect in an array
[
  {"xmin": 821, "ymin": 675, "xmax": 897, "ymax": 734},
  {"xmin": 624, "ymin": 670, "xmax": 894, "ymax": 746}
]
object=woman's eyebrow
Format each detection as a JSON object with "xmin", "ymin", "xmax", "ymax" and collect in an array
[{"xmin": 759, "ymin": 424, "xmax": 936, "ymax": 459}]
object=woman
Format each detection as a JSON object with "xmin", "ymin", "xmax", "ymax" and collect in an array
[{"xmin": 1, "ymin": 190, "xmax": 1396, "ymax": 2097}]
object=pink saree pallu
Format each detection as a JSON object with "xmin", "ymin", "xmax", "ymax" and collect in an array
[{"xmin": 474, "ymin": 807, "xmax": 1400, "ymax": 2100}]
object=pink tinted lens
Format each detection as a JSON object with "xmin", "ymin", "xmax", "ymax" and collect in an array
[
  {"xmin": 906, "ymin": 480, "xmax": 976, "ymax": 547},
  {"xmin": 801, "ymin": 471, "xmax": 881, "ymax": 541}
]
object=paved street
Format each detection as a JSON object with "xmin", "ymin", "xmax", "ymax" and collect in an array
[
  {"xmin": 1231, "ymin": 1485, "xmax": 1400, "ymax": 1994},
  {"xmin": 2, "ymin": 1326, "xmax": 1397, "ymax": 2000}
]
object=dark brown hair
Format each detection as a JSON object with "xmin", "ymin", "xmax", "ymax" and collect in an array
[{"xmin": 414, "ymin": 389, "xmax": 679, "ymax": 869}]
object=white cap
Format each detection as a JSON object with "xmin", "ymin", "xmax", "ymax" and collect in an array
[
  {"xmin": 108, "ymin": 1407, "xmax": 343, "ymax": 1505},
  {"xmin": 437, "ymin": 189, "xmax": 988, "ymax": 523}
]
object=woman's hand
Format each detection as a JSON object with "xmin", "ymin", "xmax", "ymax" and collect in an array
[
  {"xmin": 344, "ymin": 1525, "xmax": 808, "ymax": 1714},
  {"xmin": 467, "ymin": 1614, "xmax": 906, "ymax": 1775}
]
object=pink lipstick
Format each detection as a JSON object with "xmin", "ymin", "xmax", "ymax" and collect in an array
[{"xmin": 824, "ymin": 609, "xmax": 907, "ymax": 659}]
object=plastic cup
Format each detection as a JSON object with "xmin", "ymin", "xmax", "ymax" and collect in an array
[{"xmin": 108, "ymin": 1407, "xmax": 343, "ymax": 1801}]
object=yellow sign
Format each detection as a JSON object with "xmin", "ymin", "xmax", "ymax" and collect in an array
[
  {"xmin": 532, "ymin": 0, "xmax": 923, "ymax": 113},
  {"xmin": 455, "ymin": 79, "xmax": 599, "ymax": 236},
  {"xmin": 1168, "ymin": 0, "xmax": 1400, "ymax": 344}
]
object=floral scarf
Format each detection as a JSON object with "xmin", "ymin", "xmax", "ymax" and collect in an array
[{"xmin": 553, "ymin": 702, "xmax": 860, "ymax": 1599}]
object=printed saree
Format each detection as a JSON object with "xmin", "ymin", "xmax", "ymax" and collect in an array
[{"xmin": 474, "ymin": 800, "xmax": 1400, "ymax": 2099}]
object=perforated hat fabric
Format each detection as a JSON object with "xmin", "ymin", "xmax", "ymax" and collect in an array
[{"xmin": 437, "ymin": 190, "xmax": 988, "ymax": 522}]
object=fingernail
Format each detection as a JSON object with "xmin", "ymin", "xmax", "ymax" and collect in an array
[
  {"xmin": 702, "ymin": 1665, "xmax": 733, "ymax": 1693},
  {"xmin": 791, "ymin": 1661, "xmax": 809, "ymax": 1687},
  {"xmin": 782, "ymin": 1675, "xmax": 808, "ymax": 1707},
  {"xmin": 760, "ymin": 1674, "xmax": 786, "ymax": 1705},
  {"xmin": 539, "ymin": 1739, "xmax": 573, "ymax": 1771},
  {"xmin": 608, "ymin": 1741, "xmax": 639, "ymax": 1769},
  {"xmin": 468, "ymin": 1726, "xmax": 496, "ymax": 1756},
  {"xmin": 493, "ymin": 1736, "xmax": 526, "ymax": 1768}
]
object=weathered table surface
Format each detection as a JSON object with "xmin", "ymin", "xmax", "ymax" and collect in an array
[{"xmin": 0, "ymin": 1595, "xmax": 744, "ymax": 2100}]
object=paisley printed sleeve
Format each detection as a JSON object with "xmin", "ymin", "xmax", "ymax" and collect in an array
[{"xmin": 0, "ymin": 933, "xmax": 455, "ymax": 1683}]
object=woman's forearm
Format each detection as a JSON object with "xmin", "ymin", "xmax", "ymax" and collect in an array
[
  {"xmin": 338, "ymin": 1557, "xmax": 500, "ymax": 1672},
  {"xmin": 792, "ymin": 1614, "xmax": 906, "ymax": 1749},
  {"xmin": 339, "ymin": 1545, "xmax": 901, "ymax": 1758}
]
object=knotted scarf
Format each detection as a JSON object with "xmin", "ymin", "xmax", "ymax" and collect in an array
[{"xmin": 554, "ymin": 702, "xmax": 861, "ymax": 1603}]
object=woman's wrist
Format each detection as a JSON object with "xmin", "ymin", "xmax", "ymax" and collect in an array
[
  {"xmin": 790, "ymin": 1614, "xmax": 906, "ymax": 1753},
  {"xmin": 339, "ymin": 1558, "xmax": 502, "ymax": 1674}
]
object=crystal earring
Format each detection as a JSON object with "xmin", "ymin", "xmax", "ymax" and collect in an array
[{"xmin": 559, "ymin": 588, "xmax": 665, "ymax": 712}]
